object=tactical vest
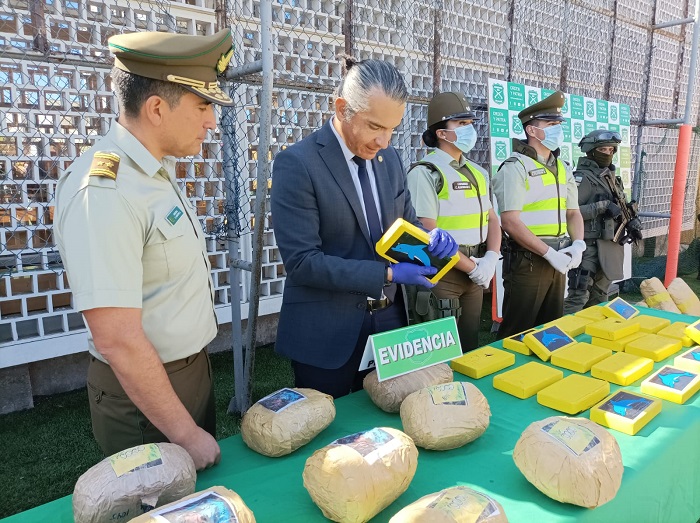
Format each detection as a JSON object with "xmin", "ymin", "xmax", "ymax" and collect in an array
[
  {"xmin": 511, "ymin": 152, "xmax": 567, "ymax": 237},
  {"xmin": 416, "ymin": 151, "xmax": 489, "ymax": 246}
]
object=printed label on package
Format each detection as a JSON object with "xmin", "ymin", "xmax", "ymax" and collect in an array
[
  {"xmin": 151, "ymin": 492, "xmax": 239, "ymax": 523},
  {"xmin": 541, "ymin": 420, "xmax": 600, "ymax": 456},
  {"xmin": 333, "ymin": 427, "xmax": 399, "ymax": 464},
  {"xmin": 257, "ymin": 388, "xmax": 306, "ymax": 413},
  {"xmin": 649, "ymin": 367, "xmax": 697, "ymax": 390},
  {"xmin": 598, "ymin": 391, "xmax": 653, "ymax": 420},
  {"xmin": 109, "ymin": 444, "xmax": 163, "ymax": 478},
  {"xmin": 427, "ymin": 487, "xmax": 501, "ymax": 521},
  {"xmin": 428, "ymin": 382, "xmax": 468, "ymax": 406}
]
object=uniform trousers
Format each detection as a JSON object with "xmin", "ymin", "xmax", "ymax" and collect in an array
[
  {"xmin": 292, "ymin": 292, "xmax": 407, "ymax": 399},
  {"xmin": 87, "ymin": 348, "xmax": 216, "ymax": 456},
  {"xmin": 498, "ymin": 250, "xmax": 565, "ymax": 339},
  {"xmin": 431, "ymin": 267, "xmax": 484, "ymax": 352}
]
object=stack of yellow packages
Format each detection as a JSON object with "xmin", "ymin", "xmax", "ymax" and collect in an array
[{"xmin": 640, "ymin": 277, "xmax": 681, "ymax": 313}]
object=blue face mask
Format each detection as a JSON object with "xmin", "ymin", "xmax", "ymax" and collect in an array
[
  {"xmin": 444, "ymin": 124, "xmax": 477, "ymax": 154},
  {"xmin": 535, "ymin": 124, "xmax": 564, "ymax": 151}
]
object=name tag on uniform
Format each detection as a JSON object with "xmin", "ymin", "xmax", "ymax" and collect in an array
[
  {"xmin": 575, "ymin": 174, "xmax": 583, "ymax": 185},
  {"xmin": 166, "ymin": 206, "xmax": 184, "ymax": 225},
  {"xmin": 528, "ymin": 168, "xmax": 547, "ymax": 177},
  {"xmin": 452, "ymin": 181, "xmax": 472, "ymax": 190}
]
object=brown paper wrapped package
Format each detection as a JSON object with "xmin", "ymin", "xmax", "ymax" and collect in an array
[
  {"xmin": 303, "ymin": 426, "xmax": 418, "ymax": 523},
  {"xmin": 241, "ymin": 387, "xmax": 335, "ymax": 457},
  {"xmin": 389, "ymin": 486, "xmax": 509, "ymax": 523},
  {"xmin": 667, "ymin": 277, "xmax": 700, "ymax": 315},
  {"xmin": 363, "ymin": 363, "xmax": 454, "ymax": 413},
  {"xmin": 400, "ymin": 382, "xmax": 491, "ymax": 450},
  {"xmin": 130, "ymin": 486, "xmax": 255, "ymax": 522},
  {"xmin": 640, "ymin": 277, "xmax": 681, "ymax": 312},
  {"xmin": 72, "ymin": 443, "xmax": 196, "ymax": 523},
  {"xmin": 513, "ymin": 416, "xmax": 623, "ymax": 508}
]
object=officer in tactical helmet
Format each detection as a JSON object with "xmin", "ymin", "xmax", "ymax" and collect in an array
[{"xmin": 563, "ymin": 129, "xmax": 642, "ymax": 313}]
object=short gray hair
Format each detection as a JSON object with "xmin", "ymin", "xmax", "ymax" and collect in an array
[{"xmin": 334, "ymin": 56, "xmax": 408, "ymax": 120}]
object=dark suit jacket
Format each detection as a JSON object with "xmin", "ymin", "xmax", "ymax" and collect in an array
[{"xmin": 270, "ymin": 119, "xmax": 421, "ymax": 369}]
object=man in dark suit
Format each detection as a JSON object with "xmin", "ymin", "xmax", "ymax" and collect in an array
[{"xmin": 270, "ymin": 58, "xmax": 458, "ymax": 398}]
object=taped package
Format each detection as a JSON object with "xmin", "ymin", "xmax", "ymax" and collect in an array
[
  {"xmin": 640, "ymin": 277, "xmax": 681, "ymax": 313},
  {"xmin": 400, "ymin": 382, "xmax": 491, "ymax": 451},
  {"xmin": 364, "ymin": 363, "xmax": 453, "ymax": 413},
  {"xmin": 513, "ymin": 416, "xmax": 623, "ymax": 508},
  {"xmin": 241, "ymin": 387, "xmax": 335, "ymax": 457},
  {"xmin": 303, "ymin": 427, "xmax": 418, "ymax": 523},
  {"xmin": 131, "ymin": 486, "xmax": 255, "ymax": 522},
  {"xmin": 389, "ymin": 486, "xmax": 508, "ymax": 523},
  {"xmin": 667, "ymin": 277, "xmax": 700, "ymax": 315},
  {"xmin": 73, "ymin": 443, "xmax": 196, "ymax": 523}
]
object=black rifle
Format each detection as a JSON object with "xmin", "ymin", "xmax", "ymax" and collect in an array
[{"xmin": 600, "ymin": 168, "xmax": 639, "ymax": 244}]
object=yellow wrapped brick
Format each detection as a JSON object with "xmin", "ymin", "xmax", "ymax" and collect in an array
[
  {"xmin": 625, "ymin": 334, "xmax": 683, "ymax": 362},
  {"xmin": 625, "ymin": 315, "xmax": 670, "ymax": 334},
  {"xmin": 502, "ymin": 328, "xmax": 535, "ymax": 355},
  {"xmin": 674, "ymin": 346, "xmax": 700, "ymax": 373},
  {"xmin": 389, "ymin": 486, "xmax": 508, "ymax": 523},
  {"xmin": 543, "ymin": 315, "xmax": 594, "ymax": 337},
  {"xmin": 493, "ymin": 362, "xmax": 563, "ymax": 399},
  {"xmin": 599, "ymin": 297, "xmax": 639, "ymax": 321},
  {"xmin": 574, "ymin": 306, "xmax": 608, "ymax": 321},
  {"xmin": 657, "ymin": 322, "xmax": 694, "ymax": 347},
  {"xmin": 590, "ymin": 331, "xmax": 646, "ymax": 352},
  {"xmin": 589, "ymin": 390, "xmax": 662, "ymax": 436},
  {"xmin": 591, "ymin": 352, "xmax": 654, "ymax": 386},
  {"xmin": 550, "ymin": 342, "xmax": 612, "ymax": 373},
  {"xmin": 451, "ymin": 347, "xmax": 515, "ymax": 379},
  {"xmin": 585, "ymin": 318, "xmax": 640, "ymax": 341},
  {"xmin": 641, "ymin": 365, "xmax": 700, "ymax": 404},
  {"xmin": 537, "ymin": 374, "xmax": 610, "ymax": 415},
  {"xmin": 685, "ymin": 319, "xmax": 700, "ymax": 345},
  {"xmin": 667, "ymin": 277, "xmax": 700, "ymax": 315},
  {"xmin": 640, "ymin": 277, "xmax": 681, "ymax": 312},
  {"xmin": 523, "ymin": 326, "xmax": 577, "ymax": 362}
]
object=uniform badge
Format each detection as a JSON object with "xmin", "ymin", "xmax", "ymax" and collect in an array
[
  {"xmin": 528, "ymin": 168, "xmax": 546, "ymax": 177},
  {"xmin": 575, "ymin": 174, "xmax": 583, "ymax": 185},
  {"xmin": 378, "ymin": 155, "xmax": 383, "ymax": 163},
  {"xmin": 216, "ymin": 47, "xmax": 234, "ymax": 74},
  {"xmin": 166, "ymin": 206, "xmax": 184, "ymax": 225},
  {"xmin": 89, "ymin": 152, "xmax": 120, "ymax": 180},
  {"xmin": 452, "ymin": 181, "xmax": 472, "ymax": 190}
]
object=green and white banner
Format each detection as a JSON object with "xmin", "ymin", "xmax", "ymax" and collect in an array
[{"xmin": 487, "ymin": 78, "xmax": 632, "ymax": 195}]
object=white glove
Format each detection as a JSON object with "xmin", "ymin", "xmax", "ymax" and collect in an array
[
  {"xmin": 542, "ymin": 247, "xmax": 572, "ymax": 274},
  {"xmin": 559, "ymin": 240, "xmax": 586, "ymax": 270},
  {"xmin": 468, "ymin": 250, "xmax": 500, "ymax": 289}
]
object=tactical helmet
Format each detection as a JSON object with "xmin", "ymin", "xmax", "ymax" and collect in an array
[
  {"xmin": 427, "ymin": 92, "xmax": 479, "ymax": 128},
  {"xmin": 578, "ymin": 129, "xmax": 622, "ymax": 153}
]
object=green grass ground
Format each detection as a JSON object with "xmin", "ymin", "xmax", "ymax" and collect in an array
[{"xmin": 1, "ymin": 274, "xmax": 698, "ymax": 518}]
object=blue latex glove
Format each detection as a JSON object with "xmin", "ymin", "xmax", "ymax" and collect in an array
[
  {"xmin": 390, "ymin": 263, "xmax": 437, "ymax": 288},
  {"xmin": 428, "ymin": 228, "xmax": 459, "ymax": 259}
]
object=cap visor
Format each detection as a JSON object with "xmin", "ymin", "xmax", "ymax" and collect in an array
[
  {"xmin": 185, "ymin": 85, "xmax": 234, "ymax": 106},
  {"xmin": 532, "ymin": 114, "xmax": 565, "ymax": 122}
]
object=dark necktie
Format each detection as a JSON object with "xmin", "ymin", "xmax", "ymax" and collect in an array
[{"xmin": 353, "ymin": 156, "xmax": 382, "ymax": 245}]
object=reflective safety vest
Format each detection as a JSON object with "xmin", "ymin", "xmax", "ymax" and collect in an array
[
  {"xmin": 416, "ymin": 151, "xmax": 489, "ymax": 246},
  {"xmin": 511, "ymin": 152, "xmax": 567, "ymax": 237}
]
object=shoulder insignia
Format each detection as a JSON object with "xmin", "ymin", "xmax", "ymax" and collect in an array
[
  {"xmin": 89, "ymin": 152, "xmax": 120, "ymax": 180},
  {"xmin": 496, "ymin": 157, "xmax": 518, "ymax": 172}
]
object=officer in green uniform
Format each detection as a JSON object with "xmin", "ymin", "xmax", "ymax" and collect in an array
[
  {"xmin": 55, "ymin": 29, "xmax": 235, "ymax": 469},
  {"xmin": 492, "ymin": 91, "xmax": 585, "ymax": 339},
  {"xmin": 407, "ymin": 92, "xmax": 501, "ymax": 351},
  {"xmin": 563, "ymin": 130, "xmax": 642, "ymax": 313}
]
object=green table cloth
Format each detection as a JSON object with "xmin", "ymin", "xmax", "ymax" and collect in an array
[{"xmin": 4, "ymin": 307, "xmax": 700, "ymax": 523}]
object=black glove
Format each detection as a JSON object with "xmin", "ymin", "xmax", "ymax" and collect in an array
[
  {"xmin": 627, "ymin": 217, "xmax": 643, "ymax": 241},
  {"xmin": 604, "ymin": 201, "xmax": 622, "ymax": 219}
]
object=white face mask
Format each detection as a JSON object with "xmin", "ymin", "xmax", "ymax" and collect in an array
[
  {"xmin": 532, "ymin": 124, "xmax": 564, "ymax": 151},
  {"xmin": 442, "ymin": 124, "xmax": 477, "ymax": 154}
]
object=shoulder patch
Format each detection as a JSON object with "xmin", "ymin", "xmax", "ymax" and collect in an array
[
  {"xmin": 575, "ymin": 174, "xmax": 584, "ymax": 185},
  {"xmin": 497, "ymin": 157, "xmax": 518, "ymax": 172},
  {"xmin": 89, "ymin": 152, "xmax": 120, "ymax": 180}
]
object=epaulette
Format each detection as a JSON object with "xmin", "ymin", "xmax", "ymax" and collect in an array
[
  {"xmin": 89, "ymin": 152, "xmax": 120, "ymax": 180},
  {"xmin": 496, "ymin": 157, "xmax": 518, "ymax": 172}
]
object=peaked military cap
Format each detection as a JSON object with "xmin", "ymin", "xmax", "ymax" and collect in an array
[
  {"xmin": 427, "ymin": 92, "xmax": 480, "ymax": 128},
  {"xmin": 518, "ymin": 90, "xmax": 566, "ymax": 125},
  {"xmin": 108, "ymin": 29, "xmax": 234, "ymax": 106}
]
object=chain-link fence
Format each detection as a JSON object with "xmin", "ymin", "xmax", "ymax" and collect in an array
[{"xmin": 1, "ymin": 0, "xmax": 699, "ymax": 365}]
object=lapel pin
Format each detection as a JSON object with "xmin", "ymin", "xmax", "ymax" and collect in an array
[{"xmin": 378, "ymin": 156, "xmax": 383, "ymax": 162}]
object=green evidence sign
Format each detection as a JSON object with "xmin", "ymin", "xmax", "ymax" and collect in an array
[{"xmin": 358, "ymin": 317, "xmax": 462, "ymax": 381}]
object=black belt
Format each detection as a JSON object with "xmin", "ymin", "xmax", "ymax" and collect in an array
[{"xmin": 367, "ymin": 296, "xmax": 391, "ymax": 312}]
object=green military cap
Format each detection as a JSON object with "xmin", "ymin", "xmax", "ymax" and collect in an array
[
  {"xmin": 518, "ymin": 90, "xmax": 566, "ymax": 125},
  {"xmin": 108, "ymin": 29, "xmax": 234, "ymax": 106},
  {"xmin": 427, "ymin": 91, "xmax": 480, "ymax": 128}
]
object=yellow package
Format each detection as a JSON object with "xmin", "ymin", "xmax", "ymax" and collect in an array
[
  {"xmin": 502, "ymin": 328, "xmax": 535, "ymax": 355},
  {"xmin": 624, "ymin": 315, "xmax": 671, "ymax": 334},
  {"xmin": 674, "ymin": 346, "xmax": 700, "ymax": 373},
  {"xmin": 657, "ymin": 322, "xmax": 693, "ymax": 347},
  {"xmin": 550, "ymin": 342, "xmax": 612, "ymax": 373},
  {"xmin": 523, "ymin": 326, "xmax": 577, "ymax": 362},
  {"xmin": 591, "ymin": 352, "xmax": 654, "ymax": 386},
  {"xmin": 640, "ymin": 365, "xmax": 700, "ymax": 404},
  {"xmin": 376, "ymin": 218, "xmax": 459, "ymax": 284},
  {"xmin": 451, "ymin": 347, "xmax": 515, "ymax": 379},
  {"xmin": 537, "ymin": 374, "xmax": 610, "ymax": 415},
  {"xmin": 590, "ymin": 331, "xmax": 646, "ymax": 352},
  {"xmin": 600, "ymin": 297, "xmax": 640, "ymax": 321},
  {"xmin": 574, "ymin": 306, "xmax": 608, "ymax": 321},
  {"xmin": 493, "ymin": 362, "xmax": 563, "ymax": 399},
  {"xmin": 590, "ymin": 390, "xmax": 661, "ymax": 436},
  {"xmin": 543, "ymin": 315, "xmax": 594, "ymax": 338},
  {"xmin": 684, "ymin": 319, "xmax": 700, "ymax": 345},
  {"xmin": 624, "ymin": 334, "xmax": 682, "ymax": 362},
  {"xmin": 585, "ymin": 318, "xmax": 640, "ymax": 341}
]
